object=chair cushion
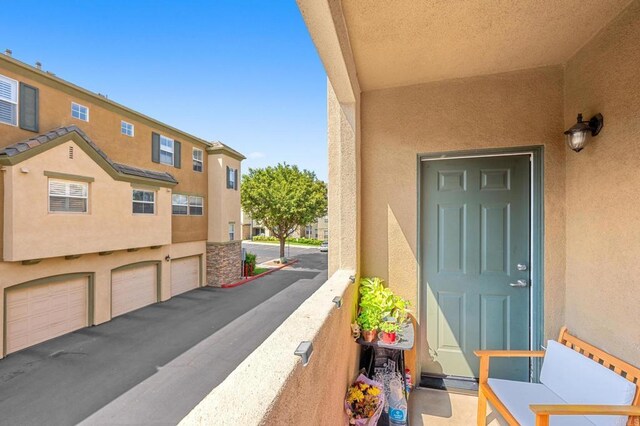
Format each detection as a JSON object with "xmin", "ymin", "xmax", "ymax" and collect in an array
[
  {"xmin": 488, "ymin": 378, "xmax": 591, "ymax": 426},
  {"xmin": 540, "ymin": 340, "xmax": 636, "ymax": 426}
]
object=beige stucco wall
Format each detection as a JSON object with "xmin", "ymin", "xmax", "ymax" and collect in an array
[
  {"xmin": 207, "ymin": 153, "xmax": 241, "ymax": 243},
  {"xmin": 0, "ymin": 239, "xmax": 205, "ymax": 358},
  {"xmin": 359, "ymin": 66, "xmax": 567, "ymax": 348},
  {"xmin": 0, "ymin": 58, "xmax": 209, "ymax": 244},
  {"xmin": 3, "ymin": 140, "xmax": 172, "ymax": 261},
  {"xmin": 563, "ymin": 0, "xmax": 640, "ymax": 365}
]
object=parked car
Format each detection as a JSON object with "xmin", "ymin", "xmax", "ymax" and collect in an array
[{"xmin": 320, "ymin": 241, "xmax": 329, "ymax": 252}]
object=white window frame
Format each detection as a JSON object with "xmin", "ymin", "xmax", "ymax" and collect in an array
[
  {"xmin": 121, "ymin": 120, "xmax": 134, "ymax": 137},
  {"xmin": 71, "ymin": 102, "xmax": 89, "ymax": 122},
  {"xmin": 48, "ymin": 179, "xmax": 89, "ymax": 214},
  {"xmin": 0, "ymin": 74, "xmax": 18, "ymax": 127},
  {"xmin": 193, "ymin": 148, "xmax": 203, "ymax": 172},
  {"xmin": 188, "ymin": 195, "xmax": 204, "ymax": 216},
  {"xmin": 159, "ymin": 135, "xmax": 174, "ymax": 166},
  {"xmin": 132, "ymin": 189, "xmax": 155, "ymax": 215},
  {"xmin": 228, "ymin": 167, "xmax": 236, "ymax": 188},
  {"xmin": 171, "ymin": 194, "xmax": 188, "ymax": 215},
  {"xmin": 228, "ymin": 222, "xmax": 235, "ymax": 241}
]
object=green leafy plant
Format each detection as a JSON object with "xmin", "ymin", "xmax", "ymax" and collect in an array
[
  {"xmin": 357, "ymin": 277, "xmax": 411, "ymax": 331},
  {"xmin": 357, "ymin": 309, "xmax": 381, "ymax": 332},
  {"xmin": 379, "ymin": 320, "xmax": 400, "ymax": 334},
  {"xmin": 245, "ymin": 252, "xmax": 257, "ymax": 270}
]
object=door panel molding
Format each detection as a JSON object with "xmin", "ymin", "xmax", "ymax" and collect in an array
[{"xmin": 418, "ymin": 146, "xmax": 544, "ymax": 383}]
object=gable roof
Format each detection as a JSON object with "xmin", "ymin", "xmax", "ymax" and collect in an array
[
  {"xmin": 207, "ymin": 141, "xmax": 246, "ymax": 161},
  {"xmin": 0, "ymin": 126, "xmax": 178, "ymax": 186}
]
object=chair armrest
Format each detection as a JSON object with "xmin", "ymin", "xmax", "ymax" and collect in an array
[
  {"xmin": 475, "ymin": 350, "xmax": 545, "ymax": 384},
  {"xmin": 474, "ymin": 350, "xmax": 546, "ymax": 358},
  {"xmin": 531, "ymin": 404, "xmax": 640, "ymax": 426}
]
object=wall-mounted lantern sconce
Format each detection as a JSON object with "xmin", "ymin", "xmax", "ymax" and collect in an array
[
  {"xmin": 165, "ymin": 255, "xmax": 171, "ymax": 262},
  {"xmin": 564, "ymin": 113, "xmax": 603, "ymax": 152}
]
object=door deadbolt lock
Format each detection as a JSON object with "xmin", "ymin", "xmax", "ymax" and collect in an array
[{"xmin": 517, "ymin": 263, "xmax": 528, "ymax": 271}]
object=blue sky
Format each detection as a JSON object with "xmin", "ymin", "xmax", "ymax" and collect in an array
[{"xmin": 0, "ymin": 0, "xmax": 328, "ymax": 180}]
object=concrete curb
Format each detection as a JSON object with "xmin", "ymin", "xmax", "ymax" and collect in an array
[{"xmin": 220, "ymin": 259, "xmax": 300, "ymax": 289}]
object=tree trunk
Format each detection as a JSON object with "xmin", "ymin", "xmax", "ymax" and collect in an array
[{"xmin": 279, "ymin": 236, "xmax": 286, "ymax": 259}]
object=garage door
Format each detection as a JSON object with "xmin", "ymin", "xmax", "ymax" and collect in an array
[
  {"xmin": 171, "ymin": 256, "xmax": 200, "ymax": 296},
  {"xmin": 112, "ymin": 264, "xmax": 158, "ymax": 317},
  {"xmin": 6, "ymin": 276, "xmax": 89, "ymax": 354}
]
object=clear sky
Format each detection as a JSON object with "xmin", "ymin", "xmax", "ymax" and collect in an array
[{"xmin": 0, "ymin": 0, "xmax": 328, "ymax": 180}]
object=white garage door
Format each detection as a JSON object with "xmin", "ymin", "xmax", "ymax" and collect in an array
[
  {"xmin": 6, "ymin": 276, "xmax": 89, "ymax": 355},
  {"xmin": 171, "ymin": 256, "xmax": 200, "ymax": 297},
  {"xmin": 112, "ymin": 264, "xmax": 158, "ymax": 317}
]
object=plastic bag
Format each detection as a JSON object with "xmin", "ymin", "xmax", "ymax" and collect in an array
[{"xmin": 344, "ymin": 374, "xmax": 386, "ymax": 426}]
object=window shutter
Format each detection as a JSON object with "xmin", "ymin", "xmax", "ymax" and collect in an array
[
  {"xmin": 234, "ymin": 169, "xmax": 238, "ymax": 190},
  {"xmin": 174, "ymin": 140, "xmax": 182, "ymax": 168},
  {"xmin": 226, "ymin": 166, "xmax": 231, "ymax": 188},
  {"xmin": 151, "ymin": 133, "xmax": 160, "ymax": 163},
  {"xmin": 19, "ymin": 83, "xmax": 39, "ymax": 132}
]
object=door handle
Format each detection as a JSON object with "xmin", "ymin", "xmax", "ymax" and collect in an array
[{"xmin": 509, "ymin": 279, "xmax": 528, "ymax": 288}]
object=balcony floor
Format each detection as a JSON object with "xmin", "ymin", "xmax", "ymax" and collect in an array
[{"xmin": 409, "ymin": 388, "xmax": 508, "ymax": 425}]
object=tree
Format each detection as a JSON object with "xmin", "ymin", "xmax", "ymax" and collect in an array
[{"xmin": 241, "ymin": 163, "xmax": 327, "ymax": 258}]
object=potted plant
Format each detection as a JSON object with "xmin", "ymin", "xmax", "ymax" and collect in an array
[
  {"xmin": 380, "ymin": 317, "xmax": 400, "ymax": 344},
  {"xmin": 357, "ymin": 309, "xmax": 380, "ymax": 342}
]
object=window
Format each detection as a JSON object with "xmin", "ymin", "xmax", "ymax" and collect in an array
[
  {"xmin": 305, "ymin": 225, "xmax": 313, "ymax": 238},
  {"xmin": 193, "ymin": 148, "xmax": 203, "ymax": 172},
  {"xmin": 189, "ymin": 196, "xmax": 203, "ymax": 215},
  {"xmin": 160, "ymin": 135, "xmax": 174, "ymax": 165},
  {"xmin": 121, "ymin": 120, "xmax": 134, "ymax": 137},
  {"xmin": 71, "ymin": 102, "xmax": 89, "ymax": 121},
  {"xmin": 324, "ymin": 217, "xmax": 328, "ymax": 224},
  {"xmin": 227, "ymin": 166, "xmax": 237, "ymax": 189},
  {"xmin": 48, "ymin": 179, "xmax": 88, "ymax": 213},
  {"xmin": 172, "ymin": 194, "xmax": 204, "ymax": 216},
  {"xmin": 132, "ymin": 190, "xmax": 155, "ymax": 214},
  {"xmin": 0, "ymin": 74, "xmax": 18, "ymax": 126},
  {"xmin": 323, "ymin": 230, "xmax": 329, "ymax": 240},
  {"xmin": 229, "ymin": 222, "xmax": 235, "ymax": 241},
  {"xmin": 172, "ymin": 194, "xmax": 188, "ymax": 215}
]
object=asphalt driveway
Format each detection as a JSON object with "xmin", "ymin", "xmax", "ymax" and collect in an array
[
  {"xmin": 0, "ymin": 247, "xmax": 327, "ymax": 426},
  {"xmin": 243, "ymin": 241, "xmax": 323, "ymax": 264}
]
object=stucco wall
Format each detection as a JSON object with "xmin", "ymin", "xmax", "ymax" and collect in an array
[
  {"xmin": 3, "ymin": 140, "xmax": 172, "ymax": 261},
  {"xmin": 0, "ymin": 239, "xmax": 205, "ymax": 358},
  {"xmin": 360, "ymin": 66, "xmax": 567, "ymax": 347},
  {"xmin": 0, "ymin": 58, "xmax": 208, "ymax": 244},
  {"xmin": 207, "ymin": 154, "xmax": 241, "ymax": 243},
  {"xmin": 563, "ymin": 0, "xmax": 640, "ymax": 364}
]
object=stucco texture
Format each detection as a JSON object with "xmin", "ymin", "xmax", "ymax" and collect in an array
[
  {"xmin": 0, "ymin": 58, "xmax": 208, "ymax": 244},
  {"xmin": 563, "ymin": 0, "xmax": 640, "ymax": 365},
  {"xmin": 206, "ymin": 154, "xmax": 241, "ymax": 243},
  {"xmin": 359, "ymin": 66, "xmax": 567, "ymax": 355},
  {"xmin": 3, "ymin": 140, "xmax": 172, "ymax": 261}
]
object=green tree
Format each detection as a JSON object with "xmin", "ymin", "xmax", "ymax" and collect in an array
[{"xmin": 241, "ymin": 164, "xmax": 327, "ymax": 258}]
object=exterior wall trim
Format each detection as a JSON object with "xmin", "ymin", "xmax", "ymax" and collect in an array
[
  {"xmin": 44, "ymin": 171, "xmax": 95, "ymax": 182},
  {"xmin": 109, "ymin": 260, "xmax": 162, "ymax": 319},
  {"xmin": 417, "ymin": 145, "xmax": 545, "ymax": 381},
  {"xmin": 1, "ymin": 132, "xmax": 177, "ymax": 188},
  {"xmin": 2, "ymin": 272, "xmax": 95, "ymax": 356},
  {"xmin": 0, "ymin": 55, "xmax": 211, "ymax": 149}
]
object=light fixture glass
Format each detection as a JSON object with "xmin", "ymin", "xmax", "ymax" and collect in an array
[{"xmin": 564, "ymin": 113, "xmax": 603, "ymax": 152}]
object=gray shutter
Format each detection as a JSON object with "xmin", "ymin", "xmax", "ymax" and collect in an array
[
  {"xmin": 151, "ymin": 133, "xmax": 160, "ymax": 163},
  {"xmin": 234, "ymin": 169, "xmax": 238, "ymax": 190},
  {"xmin": 19, "ymin": 83, "xmax": 39, "ymax": 132},
  {"xmin": 174, "ymin": 141, "xmax": 181, "ymax": 168},
  {"xmin": 226, "ymin": 166, "xmax": 231, "ymax": 188}
]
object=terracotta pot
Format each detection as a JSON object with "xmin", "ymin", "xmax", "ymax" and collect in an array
[
  {"xmin": 381, "ymin": 331, "xmax": 396, "ymax": 344},
  {"xmin": 362, "ymin": 329, "xmax": 377, "ymax": 342}
]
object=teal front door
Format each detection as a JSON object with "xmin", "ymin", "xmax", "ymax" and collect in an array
[{"xmin": 421, "ymin": 155, "xmax": 531, "ymax": 382}]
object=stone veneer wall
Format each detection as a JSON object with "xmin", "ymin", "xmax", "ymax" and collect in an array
[{"xmin": 206, "ymin": 241, "xmax": 242, "ymax": 287}]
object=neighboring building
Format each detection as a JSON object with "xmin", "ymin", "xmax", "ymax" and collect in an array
[
  {"xmin": 0, "ymin": 53, "xmax": 244, "ymax": 357},
  {"xmin": 241, "ymin": 211, "xmax": 328, "ymax": 241}
]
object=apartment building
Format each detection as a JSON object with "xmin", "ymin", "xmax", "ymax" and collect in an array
[
  {"xmin": 0, "ymin": 53, "xmax": 244, "ymax": 357},
  {"xmin": 242, "ymin": 211, "xmax": 328, "ymax": 241}
]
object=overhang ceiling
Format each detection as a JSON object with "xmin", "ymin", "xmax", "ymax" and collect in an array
[{"xmin": 340, "ymin": 0, "xmax": 632, "ymax": 91}]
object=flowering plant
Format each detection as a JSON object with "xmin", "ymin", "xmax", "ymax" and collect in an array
[{"xmin": 344, "ymin": 374, "xmax": 385, "ymax": 425}]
